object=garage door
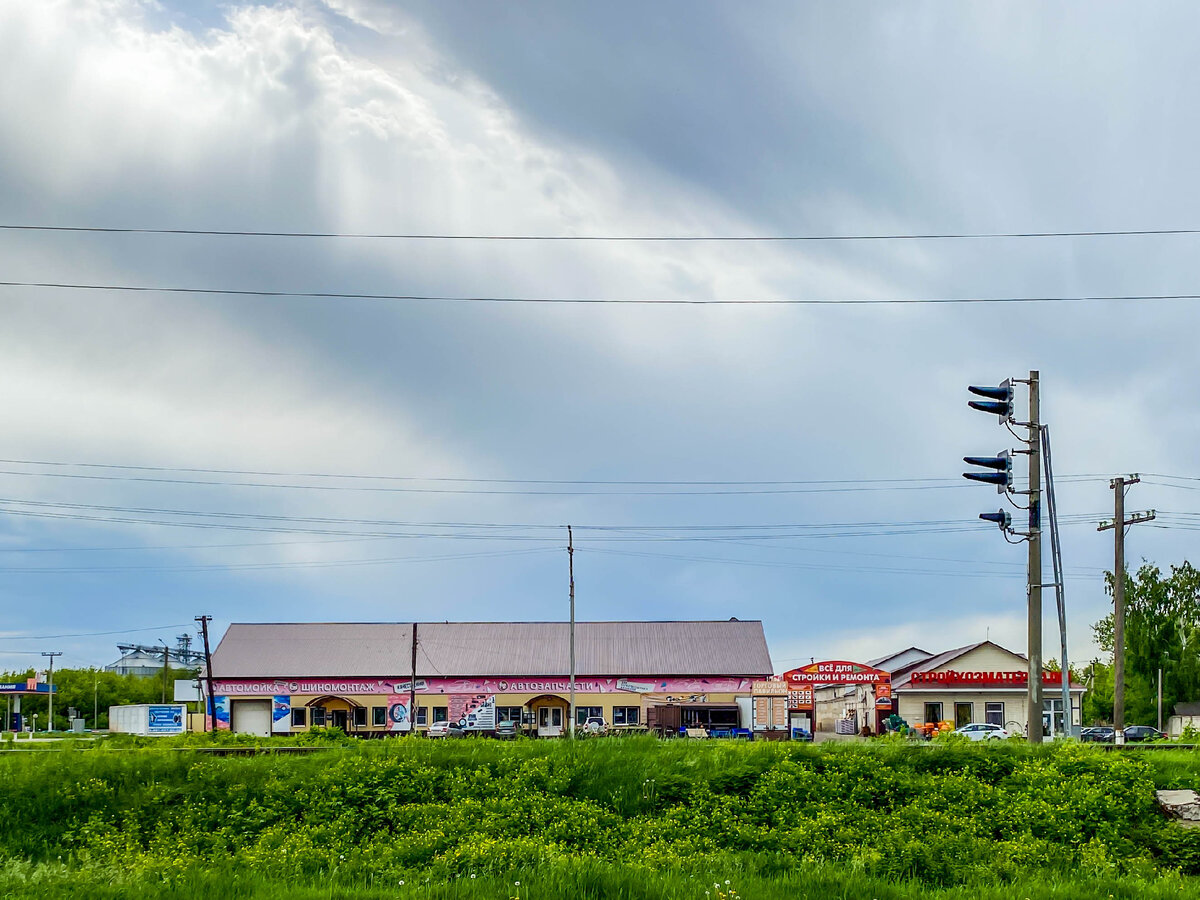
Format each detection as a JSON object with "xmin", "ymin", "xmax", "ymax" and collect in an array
[{"xmin": 231, "ymin": 699, "xmax": 272, "ymax": 737}]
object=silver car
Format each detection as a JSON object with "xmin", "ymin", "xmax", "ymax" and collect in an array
[{"xmin": 954, "ymin": 722, "xmax": 1009, "ymax": 741}]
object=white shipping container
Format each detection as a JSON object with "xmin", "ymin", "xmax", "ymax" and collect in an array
[{"xmin": 108, "ymin": 704, "xmax": 187, "ymax": 736}]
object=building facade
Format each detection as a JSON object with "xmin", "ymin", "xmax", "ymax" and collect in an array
[
  {"xmin": 208, "ymin": 620, "xmax": 773, "ymax": 737},
  {"xmin": 813, "ymin": 641, "xmax": 1084, "ymax": 737}
]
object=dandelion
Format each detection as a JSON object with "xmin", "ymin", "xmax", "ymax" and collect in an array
[
  {"xmin": 398, "ymin": 881, "xmax": 404, "ymax": 886},
  {"xmin": 471, "ymin": 873, "xmax": 476, "ymax": 879}
]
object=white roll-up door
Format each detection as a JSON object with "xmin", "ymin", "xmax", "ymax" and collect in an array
[{"xmin": 231, "ymin": 699, "xmax": 272, "ymax": 737}]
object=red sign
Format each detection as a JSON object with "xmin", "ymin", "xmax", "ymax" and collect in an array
[
  {"xmin": 875, "ymin": 682, "xmax": 893, "ymax": 708},
  {"xmin": 910, "ymin": 669, "xmax": 1065, "ymax": 686},
  {"xmin": 783, "ymin": 660, "xmax": 891, "ymax": 685}
]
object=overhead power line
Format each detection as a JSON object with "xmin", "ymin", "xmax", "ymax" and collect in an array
[
  {"xmin": 6, "ymin": 280, "xmax": 1200, "ymax": 306},
  {"xmin": 0, "ymin": 457, "xmax": 1113, "ymax": 488},
  {"xmin": 0, "ymin": 624, "xmax": 193, "ymax": 640},
  {"xmin": 5, "ymin": 224, "xmax": 1200, "ymax": 242}
]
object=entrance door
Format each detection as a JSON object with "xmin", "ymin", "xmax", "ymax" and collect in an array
[
  {"xmin": 537, "ymin": 705, "xmax": 563, "ymax": 737},
  {"xmin": 330, "ymin": 709, "xmax": 349, "ymax": 732}
]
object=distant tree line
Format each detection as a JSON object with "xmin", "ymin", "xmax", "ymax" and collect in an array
[{"xmin": 2, "ymin": 666, "xmax": 199, "ymax": 730}]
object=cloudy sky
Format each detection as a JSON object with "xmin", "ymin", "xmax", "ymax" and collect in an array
[{"xmin": 1, "ymin": 0, "xmax": 1197, "ymax": 675}]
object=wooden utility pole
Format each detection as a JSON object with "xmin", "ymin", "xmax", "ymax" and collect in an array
[
  {"xmin": 195, "ymin": 616, "xmax": 215, "ymax": 732},
  {"xmin": 1098, "ymin": 476, "xmax": 1155, "ymax": 740},
  {"xmin": 568, "ymin": 525, "xmax": 576, "ymax": 739},
  {"xmin": 410, "ymin": 623, "xmax": 418, "ymax": 733}
]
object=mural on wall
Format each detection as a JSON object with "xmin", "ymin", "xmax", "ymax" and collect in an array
[
  {"xmin": 449, "ymin": 694, "xmax": 496, "ymax": 729},
  {"xmin": 386, "ymin": 694, "xmax": 409, "ymax": 732},
  {"xmin": 272, "ymin": 695, "xmax": 291, "ymax": 733},
  {"xmin": 212, "ymin": 696, "xmax": 230, "ymax": 730}
]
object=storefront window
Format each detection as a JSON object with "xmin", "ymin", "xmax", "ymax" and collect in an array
[
  {"xmin": 432, "ymin": 706, "xmax": 448, "ymax": 723},
  {"xmin": 923, "ymin": 702, "xmax": 943, "ymax": 725},
  {"xmin": 955, "ymin": 702, "xmax": 973, "ymax": 728},
  {"xmin": 985, "ymin": 702, "xmax": 1004, "ymax": 726},
  {"xmin": 311, "ymin": 707, "xmax": 326, "ymax": 727},
  {"xmin": 415, "ymin": 707, "xmax": 428, "ymax": 726},
  {"xmin": 291, "ymin": 707, "xmax": 307, "ymax": 727},
  {"xmin": 575, "ymin": 706, "xmax": 603, "ymax": 725},
  {"xmin": 353, "ymin": 707, "xmax": 367, "ymax": 727},
  {"xmin": 613, "ymin": 706, "xmax": 640, "ymax": 726},
  {"xmin": 495, "ymin": 706, "xmax": 523, "ymax": 724},
  {"xmin": 372, "ymin": 706, "xmax": 386, "ymax": 726}
]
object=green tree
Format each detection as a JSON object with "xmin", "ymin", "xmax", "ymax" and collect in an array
[{"xmin": 1092, "ymin": 560, "xmax": 1200, "ymax": 726}]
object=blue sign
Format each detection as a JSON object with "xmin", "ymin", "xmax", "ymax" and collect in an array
[
  {"xmin": 0, "ymin": 683, "xmax": 56, "ymax": 693},
  {"xmin": 148, "ymin": 705, "xmax": 184, "ymax": 734}
]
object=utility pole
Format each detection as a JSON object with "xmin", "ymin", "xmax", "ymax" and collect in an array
[
  {"xmin": 41, "ymin": 651, "xmax": 62, "ymax": 730},
  {"xmin": 1158, "ymin": 668, "xmax": 1164, "ymax": 732},
  {"xmin": 1098, "ymin": 478, "xmax": 1155, "ymax": 741},
  {"xmin": 159, "ymin": 642, "xmax": 170, "ymax": 703},
  {"xmin": 568, "ymin": 525, "xmax": 576, "ymax": 739},
  {"xmin": 1025, "ymin": 371, "xmax": 1043, "ymax": 743},
  {"xmin": 410, "ymin": 623, "xmax": 418, "ymax": 733},
  {"xmin": 196, "ymin": 616, "xmax": 215, "ymax": 732}
]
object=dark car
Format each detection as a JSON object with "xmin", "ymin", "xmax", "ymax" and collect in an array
[
  {"xmin": 1080, "ymin": 726, "xmax": 1116, "ymax": 743},
  {"xmin": 1123, "ymin": 725, "xmax": 1165, "ymax": 742}
]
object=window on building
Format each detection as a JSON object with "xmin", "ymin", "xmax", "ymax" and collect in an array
[
  {"xmin": 432, "ymin": 706, "xmax": 448, "ymax": 723},
  {"xmin": 291, "ymin": 707, "xmax": 307, "ymax": 727},
  {"xmin": 985, "ymin": 702, "xmax": 1005, "ymax": 726},
  {"xmin": 353, "ymin": 707, "xmax": 367, "ymax": 727},
  {"xmin": 954, "ymin": 702, "xmax": 973, "ymax": 728},
  {"xmin": 416, "ymin": 707, "xmax": 428, "ymax": 726},
  {"xmin": 495, "ymin": 706, "xmax": 523, "ymax": 725},
  {"xmin": 613, "ymin": 706, "xmax": 640, "ymax": 726},
  {"xmin": 923, "ymin": 702, "xmax": 943, "ymax": 725},
  {"xmin": 575, "ymin": 706, "xmax": 604, "ymax": 726},
  {"xmin": 372, "ymin": 706, "xmax": 386, "ymax": 727},
  {"xmin": 311, "ymin": 707, "xmax": 327, "ymax": 727}
]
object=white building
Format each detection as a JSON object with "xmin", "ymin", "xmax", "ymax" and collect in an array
[{"xmin": 814, "ymin": 641, "xmax": 1084, "ymax": 738}]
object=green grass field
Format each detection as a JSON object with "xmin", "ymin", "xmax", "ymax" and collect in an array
[{"xmin": 4, "ymin": 735, "xmax": 1200, "ymax": 898}]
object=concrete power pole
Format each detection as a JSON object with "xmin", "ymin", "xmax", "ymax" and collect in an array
[
  {"xmin": 41, "ymin": 651, "xmax": 62, "ymax": 731},
  {"xmin": 1098, "ymin": 476, "xmax": 1155, "ymax": 740},
  {"xmin": 568, "ymin": 525, "xmax": 576, "ymax": 739},
  {"xmin": 1025, "ymin": 371, "xmax": 1043, "ymax": 744}
]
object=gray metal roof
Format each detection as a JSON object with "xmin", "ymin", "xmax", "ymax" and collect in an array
[{"xmin": 211, "ymin": 620, "xmax": 773, "ymax": 679}]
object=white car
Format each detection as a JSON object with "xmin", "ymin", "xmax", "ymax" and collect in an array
[{"xmin": 955, "ymin": 722, "xmax": 1009, "ymax": 741}]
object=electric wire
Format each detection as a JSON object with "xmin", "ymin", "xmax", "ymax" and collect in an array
[
  {"xmin": 8, "ymin": 279, "xmax": 1200, "ymax": 306},
  {"xmin": 7, "ymin": 224, "xmax": 1200, "ymax": 242}
]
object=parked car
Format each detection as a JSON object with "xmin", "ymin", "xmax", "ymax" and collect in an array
[
  {"xmin": 426, "ymin": 721, "xmax": 464, "ymax": 738},
  {"xmin": 1080, "ymin": 726, "xmax": 1116, "ymax": 743},
  {"xmin": 493, "ymin": 719, "xmax": 518, "ymax": 739},
  {"xmin": 954, "ymin": 722, "xmax": 1010, "ymax": 741},
  {"xmin": 582, "ymin": 716, "xmax": 608, "ymax": 735},
  {"xmin": 1123, "ymin": 725, "xmax": 1165, "ymax": 742}
]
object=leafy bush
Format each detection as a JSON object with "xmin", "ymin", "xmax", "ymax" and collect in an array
[{"xmin": 0, "ymin": 738, "xmax": 1196, "ymax": 896}]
